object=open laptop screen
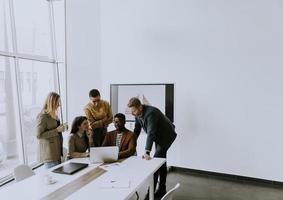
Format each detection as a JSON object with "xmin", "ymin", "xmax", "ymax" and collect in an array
[{"xmin": 90, "ymin": 146, "xmax": 119, "ymax": 163}]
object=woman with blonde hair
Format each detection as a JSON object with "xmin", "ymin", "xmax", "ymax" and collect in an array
[{"xmin": 36, "ymin": 92, "xmax": 67, "ymax": 169}]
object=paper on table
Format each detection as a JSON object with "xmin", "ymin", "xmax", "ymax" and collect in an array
[
  {"xmin": 99, "ymin": 177, "xmax": 130, "ymax": 188},
  {"xmin": 99, "ymin": 162, "xmax": 121, "ymax": 170}
]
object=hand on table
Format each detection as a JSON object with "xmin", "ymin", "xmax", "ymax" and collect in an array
[{"xmin": 142, "ymin": 153, "xmax": 151, "ymax": 160}]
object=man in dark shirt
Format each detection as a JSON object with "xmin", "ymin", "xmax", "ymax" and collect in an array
[{"xmin": 127, "ymin": 97, "xmax": 177, "ymax": 199}]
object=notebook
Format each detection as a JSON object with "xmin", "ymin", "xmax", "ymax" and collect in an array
[{"xmin": 52, "ymin": 162, "xmax": 88, "ymax": 175}]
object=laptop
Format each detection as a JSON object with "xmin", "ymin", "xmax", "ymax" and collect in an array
[
  {"xmin": 52, "ymin": 162, "xmax": 88, "ymax": 175},
  {"xmin": 90, "ymin": 146, "xmax": 119, "ymax": 163}
]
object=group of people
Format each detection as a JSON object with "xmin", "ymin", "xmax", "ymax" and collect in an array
[{"xmin": 36, "ymin": 89, "xmax": 177, "ymax": 199}]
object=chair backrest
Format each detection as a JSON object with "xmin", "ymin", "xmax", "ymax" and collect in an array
[
  {"xmin": 161, "ymin": 183, "xmax": 180, "ymax": 200},
  {"xmin": 14, "ymin": 164, "xmax": 35, "ymax": 182}
]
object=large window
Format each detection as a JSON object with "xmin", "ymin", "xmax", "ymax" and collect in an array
[{"xmin": 0, "ymin": 0, "xmax": 66, "ymax": 183}]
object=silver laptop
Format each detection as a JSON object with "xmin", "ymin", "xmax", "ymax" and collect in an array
[{"xmin": 90, "ymin": 146, "xmax": 119, "ymax": 163}]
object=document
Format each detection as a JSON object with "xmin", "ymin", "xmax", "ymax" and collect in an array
[
  {"xmin": 99, "ymin": 176, "xmax": 130, "ymax": 188},
  {"xmin": 99, "ymin": 162, "xmax": 121, "ymax": 170}
]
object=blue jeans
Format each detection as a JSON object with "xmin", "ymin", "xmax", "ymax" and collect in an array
[{"xmin": 44, "ymin": 161, "xmax": 60, "ymax": 169}]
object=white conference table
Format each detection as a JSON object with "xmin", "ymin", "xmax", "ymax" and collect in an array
[{"xmin": 0, "ymin": 156, "xmax": 165, "ymax": 200}]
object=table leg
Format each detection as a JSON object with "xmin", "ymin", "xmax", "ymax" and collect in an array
[{"xmin": 149, "ymin": 174, "xmax": 154, "ymax": 200}]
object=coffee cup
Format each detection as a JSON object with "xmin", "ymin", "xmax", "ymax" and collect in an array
[{"xmin": 43, "ymin": 174, "xmax": 53, "ymax": 184}]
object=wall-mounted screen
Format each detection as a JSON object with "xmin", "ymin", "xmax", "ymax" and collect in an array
[{"xmin": 110, "ymin": 84, "xmax": 174, "ymax": 122}]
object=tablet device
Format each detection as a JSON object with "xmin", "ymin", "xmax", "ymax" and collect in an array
[{"xmin": 52, "ymin": 162, "xmax": 88, "ymax": 175}]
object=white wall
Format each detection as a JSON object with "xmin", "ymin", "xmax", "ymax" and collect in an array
[
  {"xmin": 66, "ymin": 0, "xmax": 101, "ymax": 121},
  {"xmin": 99, "ymin": 0, "xmax": 283, "ymax": 182}
]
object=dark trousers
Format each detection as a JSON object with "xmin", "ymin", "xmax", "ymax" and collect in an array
[
  {"xmin": 153, "ymin": 144, "xmax": 168, "ymax": 191},
  {"xmin": 93, "ymin": 127, "xmax": 107, "ymax": 147}
]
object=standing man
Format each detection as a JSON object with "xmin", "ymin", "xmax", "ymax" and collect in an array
[
  {"xmin": 127, "ymin": 97, "xmax": 177, "ymax": 199},
  {"xmin": 84, "ymin": 89, "xmax": 113, "ymax": 147}
]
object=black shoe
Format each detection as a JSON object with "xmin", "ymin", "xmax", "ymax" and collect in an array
[{"xmin": 154, "ymin": 189, "xmax": 167, "ymax": 198}]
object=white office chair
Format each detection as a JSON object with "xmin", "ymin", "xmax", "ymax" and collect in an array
[
  {"xmin": 14, "ymin": 164, "xmax": 35, "ymax": 182},
  {"xmin": 161, "ymin": 183, "xmax": 180, "ymax": 200}
]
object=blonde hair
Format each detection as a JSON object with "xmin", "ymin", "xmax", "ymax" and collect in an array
[{"xmin": 43, "ymin": 92, "xmax": 60, "ymax": 115}]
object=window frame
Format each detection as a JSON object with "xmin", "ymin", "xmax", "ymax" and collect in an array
[{"xmin": 0, "ymin": 0, "xmax": 66, "ymax": 184}]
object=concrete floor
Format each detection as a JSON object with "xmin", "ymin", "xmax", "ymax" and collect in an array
[
  {"xmin": 166, "ymin": 171, "xmax": 283, "ymax": 200},
  {"xmin": 134, "ymin": 170, "xmax": 283, "ymax": 200}
]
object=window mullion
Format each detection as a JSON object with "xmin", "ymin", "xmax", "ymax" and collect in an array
[
  {"xmin": 48, "ymin": 1, "xmax": 64, "ymax": 122},
  {"xmin": 8, "ymin": 0, "xmax": 27, "ymax": 165},
  {"xmin": 0, "ymin": 51, "xmax": 60, "ymax": 63}
]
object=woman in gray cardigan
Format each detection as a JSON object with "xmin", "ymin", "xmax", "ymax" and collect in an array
[{"xmin": 36, "ymin": 92, "xmax": 67, "ymax": 169}]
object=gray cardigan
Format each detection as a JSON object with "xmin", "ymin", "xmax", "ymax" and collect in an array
[
  {"xmin": 36, "ymin": 112, "xmax": 63, "ymax": 163},
  {"xmin": 134, "ymin": 105, "xmax": 177, "ymax": 151}
]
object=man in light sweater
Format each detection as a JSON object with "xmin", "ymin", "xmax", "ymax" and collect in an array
[{"xmin": 84, "ymin": 89, "xmax": 113, "ymax": 147}]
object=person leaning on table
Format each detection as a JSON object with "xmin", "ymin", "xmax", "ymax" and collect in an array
[
  {"xmin": 127, "ymin": 97, "xmax": 177, "ymax": 200},
  {"xmin": 67, "ymin": 116, "xmax": 94, "ymax": 159},
  {"xmin": 36, "ymin": 92, "xmax": 67, "ymax": 169}
]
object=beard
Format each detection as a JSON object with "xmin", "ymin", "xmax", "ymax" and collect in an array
[{"xmin": 116, "ymin": 126, "xmax": 125, "ymax": 132}]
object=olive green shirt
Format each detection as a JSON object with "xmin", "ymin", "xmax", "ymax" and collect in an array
[{"xmin": 36, "ymin": 112, "xmax": 62, "ymax": 163}]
